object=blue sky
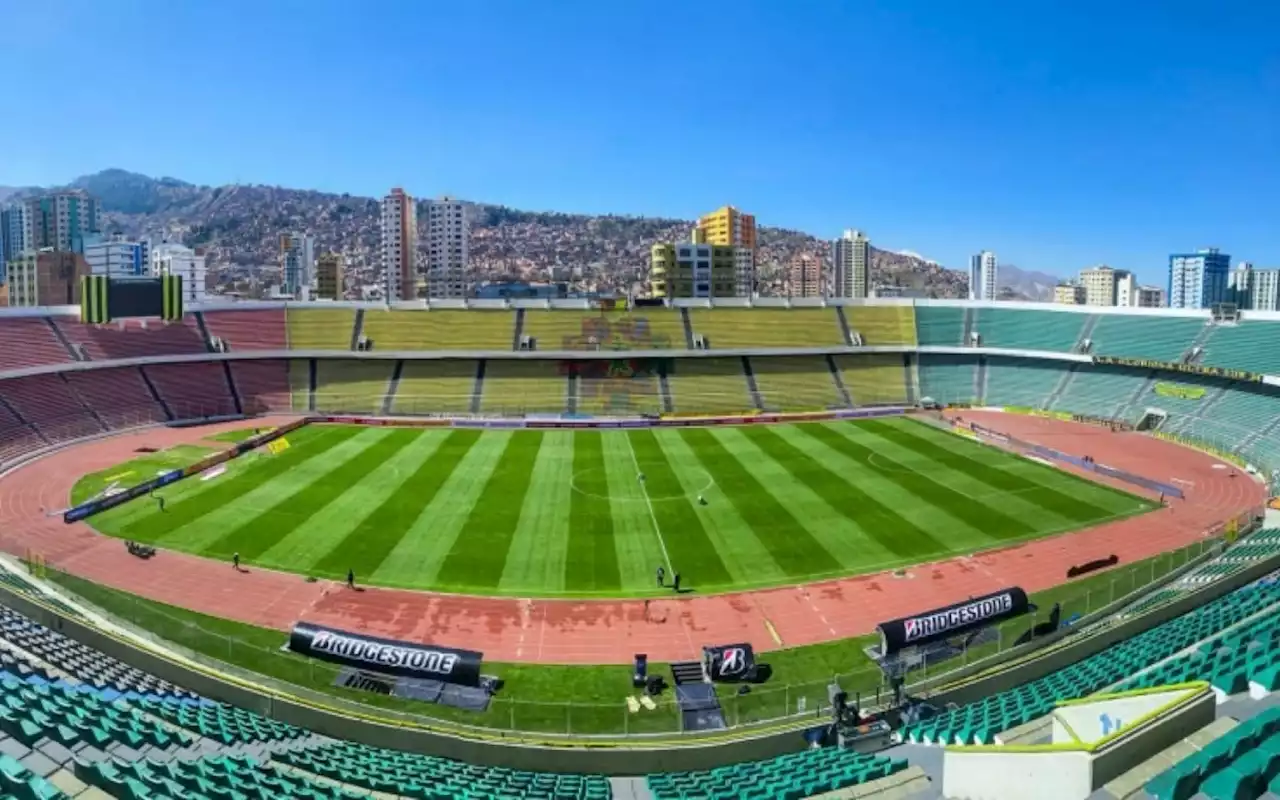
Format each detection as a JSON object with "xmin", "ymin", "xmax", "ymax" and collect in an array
[{"xmin": 1, "ymin": 0, "xmax": 1276, "ymax": 284}]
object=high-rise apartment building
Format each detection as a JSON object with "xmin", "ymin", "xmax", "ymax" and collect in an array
[
  {"xmin": 1078, "ymin": 265, "xmax": 1132, "ymax": 306},
  {"xmin": 151, "ymin": 243, "xmax": 208, "ymax": 303},
  {"xmin": 787, "ymin": 255, "xmax": 823, "ymax": 297},
  {"xmin": 1136, "ymin": 286, "xmax": 1166, "ymax": 308},
  {"xmin": 649, "ymin": 241, "xmax": 735, "ymax": 298},
  {"xmin": 84, "ymin": 236, "xmax": 149, "ymax": 277},
  {"xmin": 831, "ymin": 229, "xmax": 870, "ymax": 298},
  {"xmin": 316, "ymin": 253, "xmax": 344, "ymax": 300},
  {"xmin": 968, "ymin": 251, "xmax": 998, "ymax": 301},
  {"xmin": 697, "ymin": 206, "xmax": 756, "ymax": 297},
  {"xmin": 1168, "ymin": 248, "xmax": 1231, "ymax": 309},
  {"xmin": 1053, "ymin": 283, "xmax": 1085, "ymax": 305},
  {"xmin": 426, "ymin": 195, "xmax": 469, "ymax": 298},
  {"xmin": 0, "ymin": 203, "xmax": 31, "ymax": 266},
  {"xmin": 380, "ymin": 188, "xmax": 418, "ymax": 302},
  {"xmin": 280, "ymin": 233, "xmax": 315, "ymax": 299},
  {"xmin": 5, "ymin": 251, "xmax": 89, "ymax": 307},
  {"xmin": 19, "ymin": 192, "xmax": 100, "ymax": 253},
  {"xmin": 1229, "ymin": 263, "xmax": 1280, "ymax": 311}
]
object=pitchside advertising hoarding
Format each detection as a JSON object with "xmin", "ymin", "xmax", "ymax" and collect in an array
[
  {"xmin": 703, "ymin": 642, "xmax": 756, "ymax": 682},
  {"xmin": 877, "ymin": 587, "xmax": 1030, "ymax": 655},
  {"xmin": 288, "ymin": 622, "xmax": 483, "ymax": 687}
]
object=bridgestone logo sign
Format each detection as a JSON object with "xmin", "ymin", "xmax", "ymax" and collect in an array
[
  {"xmin": 903, "ymin": 594, "xmax": 1013, "ymax": 642},
  {"xmin": 877, "ymin": 587, "xmax": 1029, "ymax": 655},
  {"xmin": 289, "ymin": 622, "xmax": 482, "ymax": 686}
]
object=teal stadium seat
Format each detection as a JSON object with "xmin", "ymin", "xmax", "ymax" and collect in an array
[
  {"xmin": 972, "ymin": 307, "xmax": 1085, "ymax": 352},
  {"xmin": 1087, "ymin": 313, "xmax": 1205, "ymax": 362}
]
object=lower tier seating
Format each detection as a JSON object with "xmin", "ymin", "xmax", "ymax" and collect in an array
[
  {"xmin": 647, "ymin": 748, "xmax": 907, "ymax": 800},
  {"xmin": 479, "ymin": 360, "xmax": 568, "ymax": 415},
  {"xmin": 1145, "ymin": 707, "xmax": 1280, "ymax": 800}
]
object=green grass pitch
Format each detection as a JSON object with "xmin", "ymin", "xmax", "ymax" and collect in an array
[{"xmin": 73, "ymin": 417, "xmax": 1158, "ymax": 597}]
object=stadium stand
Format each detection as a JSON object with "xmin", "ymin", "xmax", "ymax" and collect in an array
[
  {"xmin": 391, "ymin": 359, "xmax": 480, "ymax": 415},
  {"xmin": 844, "ymin": 305, "xmax": 917, "ymax": 346},
  {"xmin": 982, "ymin": 356, "xmax": 1065, "ymax": 409},
  {"xmin": 1086, "ymin": 313, "xmax": 1205, "ymax": 362},
  {"xmin": 286, "ymin": 308, "xmax": 356, "ymax": 350},
  {"xmin": 0, "ymin": 317, "xmax": 74, "ymax": 371},
  {"xmin": 144, "ymin": 362, "xmax": 237, "ymax": 419},
  {"xmin": 971, "ymin": 307, "xmax": 1086, "ymax": 352},
  {"xmin": 289, "ymin": 359, "xmax": 312, "ymax": 412},
  {"xmin": 77, "ymin": 753, "xmax": 366, "ymax": 800},
  {"xmin": 575, "ymin": 360, "xmax": 665, "ymax": 416},
  {"xmin": 202, "ymin": 308, "xmax": 288, "ymax": 351},
  {"xmin": 1199, "ymin": 321, "xmax": 1280, "ymax": 376},
  {"xmin": 1143, "ymin": 707, "xmax": 1280, "ymax": 800},
  {"xmin": 229, "ymin": 360, "xmax": 293, "ymax": 413},
  {"xmin": 836, "ymin": 354, "xmax": 908, "ymax": 406},
  {"xmin": 361, "ymin": 310, "xmax": 513, "ymax": 351},
  {"xmin": 901, "ymin": 569, "xmax": 1280, "ymax": 746},
  {"xmin": 479, "ymin": 360, "xmax": 568, "ymax": 415},
  {"xmin": 750, "ymin": 356, "xmax": 846, "ymax": 411},
  {"xmin": 1051, "ymin": 365, "xmax": 1149, "ymax": 418},
  {"xmin": 522, "ymin": 309, "xmax": 686, "ymax": 352},
  {"xmin": 646, "ymin": 748, "xmax": 908, "ymax": 800},
  {"xmin": 277, "ymin": 741, "xmax": 611, "ymax": 800},
  {"xmin": 55, "ymin": 317, "xmax": 208, "ymax": 360},
  {"xmin": 686, "ymin": 309, "xmax": 845, "ymax": 348},
  {"xmin": 916, "ymin": 354, "xmax": 977, "ymax": 405},
  {"xmin": 666, "ymin": 357, "xmax": 753, "ymax": 412},
  {"xmin": 312, "ymin": 360, "xmax": 395, "ymax": 413},
  {"xmin": 914, "ymin": 306, "xmax": 966, "ymax": 347},
  {"xmin": 64, "ymin": 367, "xmax": 168, "ymax": 428},
  {"xmin": 0, "ymin": 374, "xmax": 101, "ymax": 438}
]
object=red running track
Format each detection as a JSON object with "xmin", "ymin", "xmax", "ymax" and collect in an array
[{"xmin": 0, "ymin": 411, "xmax": 1264, "ymax": 665}]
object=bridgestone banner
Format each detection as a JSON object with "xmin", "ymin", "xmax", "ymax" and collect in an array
[
  {"xmin": 702, "ymin": 642, "xmax": 756, "ymax": 682},
  {"xmin": 288, "ymin": 622, "xmax": 482, "ymax": 687},
  {"xmin": 877, "ymin": 588, "xmax": 1030, "ymax": 655}
]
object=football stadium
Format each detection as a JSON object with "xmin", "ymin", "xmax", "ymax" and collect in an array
[{"xmin": 1, "ymin": 297, "xmax": 1279, "ymax": 800}]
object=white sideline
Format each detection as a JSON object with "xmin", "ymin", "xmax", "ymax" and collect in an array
[{"xmin": 622, "ymin": 433, "xmax": 675, "ymax": 577}]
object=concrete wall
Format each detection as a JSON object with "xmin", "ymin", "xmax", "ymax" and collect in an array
[{"xmin": 944, "ymin": 749, "xmax": 1092, "ymax": 800}]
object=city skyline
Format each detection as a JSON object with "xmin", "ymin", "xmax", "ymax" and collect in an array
[{"xmin": 0, "ymin": 2, "xmax": 1274, "ymax": 288}]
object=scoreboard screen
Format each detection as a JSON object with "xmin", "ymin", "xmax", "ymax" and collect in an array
[{"xmin": 81, "ymin": 276, "xmax": 183, "ymax": 323}]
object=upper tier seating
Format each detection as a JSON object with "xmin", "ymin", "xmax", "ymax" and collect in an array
[
  {"xmin": 836, "ymin": 354, "xmax": 908, "ymax": 406},
  {"xmin": 845, "ymin": 305, "xmax": 917, "ymax": 346},
  {"xmin": 1087, "ymin": 314, "xmax": 1205, "ymax": 362},
  {"xmin": 391, "ymin": 360, "xmax": 479, "ymax": 415},
  {"xmin": 479, "ymin": 360, "xmax": 568, "ymax": 415},
  {"xmin": 1200, "ymin": 321, "xmax": 1280, "ymax": 376},
  {"xmin": 522, "ymin": 310, "xmax": 686, "ymax": 351},
  {"xmin": 751, "ymin": 356, "xmax": 846, "ymax": 410},
  {"xmin": 972, "ymin": 307, "xmax": 1085, "ymax": 352},
  {"xmin": 915, "ymin": 306, "xmax": 966, "ymax": 347},
  {"xmin": 202, "ymin": 307, "xmax": 288, "ymax": 351},
  {"xmin": 901, "ymin": 570, "xmax": 1280, "ymax": 746},
  {"xmin": 287, "ymin": 308, "xmax": 355, "ymax": 350},
  {"xmin": 666, "ymin": 357, "xmax": 752, "ymax": 412},
  {"xmin": 916, "ymin": 354, "xmax": 976, "ymax": 404},
  {"xmin": 687, "ymin": 309, "xmax": 846, "ymax": 348},
  {"xmin": 983, "ymin": 356, "xmax": 1065, "ymax": 408},
  {"xmin": 229, "ymin": 360, "xmax": 292, "ymax": 413},
  {"xmin": 144, "ymin": 362, "xmax": 237, "ymax": 419},
  {"xmin": 362, "ymin": 310, "xmax": 513, "ymax": 351},
  {"xmin": 55, "ymin": 317, "xmax": 208, "ymax": 361},
  {"xmin": 0, "ymin": 318, "xmax": 74, "ymax": 372}
]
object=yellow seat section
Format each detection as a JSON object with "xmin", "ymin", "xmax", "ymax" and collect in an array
[
  {"xmin": 480, "ymin": 360, "xmax": 568, "ymax": 415},
  {"xmin": 288, "ymin": 359, "xmax": 311, "ymax": 411},
  {"xmin": 392, "ymin": 360, "xmax": 478, "ymax": 415},
  {"xmin": 522, "ymin": 310, "xmax": 686, "ymax": 351},
  {"xmin": 837, "ymin": 354, "xmax": 908, "ymax": 406},
  {"xmin": 845, "ymin": 305, "xmax": 917, "ymax": 346},
  {"xmin": 362, "ymin": 310, "xmax": 515, "ymax": 350},
  {"xmin": 575, "ymin": 359, "xmax": 665, "ymax": 416},
  {"xmin": 751, "ymin": 356, "xmax": 846, "ymax": 411},
  {"xmin": 668, "ymin": 357, "xmax": 752, "ymax": 413},
  {"xmin": 287, "ymin": 308, "xmax": 355, "ymax": 350},
  {"xmin": 312, "ymin": 359, "xmax": 395, "ymax": 413},
  {"xmin": 686, "ymin": 309, "xmax": 845, "ymax": 348}
]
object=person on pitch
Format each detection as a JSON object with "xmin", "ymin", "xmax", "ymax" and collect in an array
[
  {"xmin": 233, "ymin": 552, "xmax": 240, "ymax": 570},
  {"xmin": 656, "ymin": 565, "xmax": 665, "ymax": 587}
]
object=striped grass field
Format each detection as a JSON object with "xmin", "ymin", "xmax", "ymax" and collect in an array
[{"xmin": 73, "ymin": 417, "xmax": 1158, "ymax": 597}]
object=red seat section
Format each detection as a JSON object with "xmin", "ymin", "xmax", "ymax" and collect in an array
[
  {"xmin": 144, "ymin": 362, "xmax": 236, "ymax": 419},
  {"xmin": 0, "ymin": 317, "xmax": 75, "ymax": 371},
  {"xmin": 203, "ymin": 308, "xmax": 287, "ymax": 351},
  {"xmin": 1, "ymin": 374, "xmax": 103, "ymax": 439},
  {"xmin": 65, "ymin": 368, "xmax": 168, "ymax": 429},
  {"xmin": 230, "ymin": 361, "xmax": 291, "ymax": 413},
  {"xmin": 55, "ymin": 316, "xmax": 208, "ymax": 361}
]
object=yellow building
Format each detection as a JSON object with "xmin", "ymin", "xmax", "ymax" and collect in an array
[
  {"xmin": 316, "ymin": 253, "xmax": 344, "ymax": 300},
  {"xmin": 649, "ymin": 241, "xmax": 736, "ymax": 298},
  {"xmin": 1054, "ymin": 283, "xmax": 1085, "ymax": 304},
  {"xmin": 697, "ymin": 206, "xmax": 757, "ymax": 297}
]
